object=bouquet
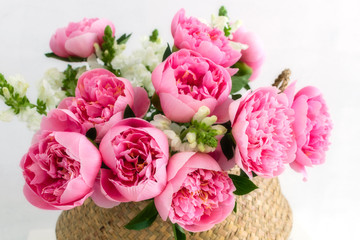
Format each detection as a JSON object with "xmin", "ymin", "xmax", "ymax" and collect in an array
[{"xmin": 0, "ymin": 6, "xmax": 332, "ymax": 239}]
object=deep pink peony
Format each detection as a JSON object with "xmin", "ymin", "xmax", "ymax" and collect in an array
[
  {"xmin": 232, "ymin": 26, "xmax": 265, "ymax": 81},
  {"xmin": 152, "ymin": 49, "xmax": 232, "ymax": 123},
  {"xmin": 91, "ymin": 118, "xmax": 169, "ymax": 207},
  {"xmin": 20, "ymin": 131, "xmax": 102, "ymax": 210},
  {"xmin": 171, "ymin": 9, "xmax": 241, "ymax": 68},
  {"xmin": 58, "ymin": 69, "xmax": 149, "ymax": 140},
  {"xmin": 290, "ymin": 86, "xmax": 332, "ymax": 180},
  {"xmin": 50, "ymin": 18, "xmax": 115, "ymax": 58},
  {"xmin": 229, "ymin": 86, "xmax": 296, "ymax": 177},
  {"xmin": 154, "ymin": 152, "xmax": 235, "ymax": 232}
]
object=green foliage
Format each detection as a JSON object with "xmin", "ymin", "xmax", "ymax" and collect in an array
[
  {"xmin": 229, "ymin": 174, "xmax": 258, "ymax": 195},
  {"xmin": 173, "ymin": 224, "xmax": 186, "ymax": 240},
  {"xmin": 124, "ymin": 105, "xmax": 136, "ymax": 119},
  {"xmin": 62, "ymin": 65, "xmax": 84, "ymax": 97},
  {"xmin": 180, "ymin": 120, "xmax": 219, "ymax": 148},
  {"xmin": 101, "ymin": 26, "xmax": 121, "ymax": 76},
  {"xmin": 0, "ymin": 73, "xmax": 47, "ymax": 115},
  {"xmin": 220, "ymin": 133, "xmax": 236, "ymax": 160},
  {"xmin": 44, "ymin": 52, "xmax": 87, "ymax": 62},
  {"xmin": 233, "ymin": 200, "xmax": 237, "ymax": 213},
  {"xmin": 162, "ymin": 43, "xmax": 172, "ymax": 61},
  {"xmin": 218, "ymin": 6, "xmax": 228, "ymax": 17},
  {"xmin": 149, "ymin": 29, "xmax": 159, "ymax": 42},
  {"xmin": 124, "ymin": 200, "xmax": 158, "ymax": 230},
  {"xmin": 230, "ymin": 62, "xmax": 252, "ymax": 94},
  {"xmin": 116, "ymin": 33, "xmax": 132, "ymax": 45}
]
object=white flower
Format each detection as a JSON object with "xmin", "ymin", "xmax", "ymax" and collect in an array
[
  {"xmin": 201, "ymin": 116, "xmax": 217, "ymax": 126},
  {"xmin": 37, "ymin": 68, "xmax": 66, "ymax": 110},
  {"xmin": 2, "ymin": 87, "xmax": 11, "ymax": 99},
  {"xmin": 151, "ymin": 114, "xmax": 171, "ymax": 130},
  {"xmin": 229, "ymin": 41, "xmax": 248, "ymax": 51},
  {"xmin": 211, "ymin": 125, "xmax": 227, "ymax": 135},
  {"xmin": 192, "ymin": 106, "xmax": 211, "ymax": 122},
  {"xmin": 19, "ymin": 107, "xmax": 42, "ymax": 131},
  {"xmin": 211, "ymin": 14, "xmax": 229, "ymax": 31},
  {"xmin": 0, "ymin": 109, "xmax": 14, "ymax": 122},
  {"xmin": 7, "ymin": 74, "xmax": 28, "ymax": 97},
  {"xmin": 87, "ymin": 54, "xmax": 104, "ymax": 69}
]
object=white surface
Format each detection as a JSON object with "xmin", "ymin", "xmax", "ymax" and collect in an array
[{"xmin": 1, "ymin": 0, "xmax": 359, "ymax": 239}]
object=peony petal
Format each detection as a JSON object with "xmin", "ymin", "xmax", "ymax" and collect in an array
[
  {"xmin": 132, "ymin": 87, "xmax": 150, "ymax": 118},
  {"xmin": 212, "ymin": 97, "xmax": 233, "ymax": 123},
  {"xmin": 91, "ymin": 178, "xmax": 120, "ymax": 208},
  {"xmin": 183, "ymin": 153, "xmax": 222, "ymax": 172},
  {"xmin": 154, "ymin": 183, "xmax": 174, "ymax": 221},
  {"xmin": 60, "ymin": 177, "xmax": 92, "ymax": 204},
  {"xmin": 23, "ymin": 184, "xmax": 58, "ymax": 210},
  {"xmin": 49, "ymin": 28, "xmax": 69, "ymax": 58},
  {"xmin": 167, "ymin": 152, "xmax": 196, "ymax": 181},
  {"xmin": 65, "ymin": 32, "xmax": 98, "ymax": 58},
  {"xmin": 159, "ymin": 93, "xmax": 196, "ymax": 122}
]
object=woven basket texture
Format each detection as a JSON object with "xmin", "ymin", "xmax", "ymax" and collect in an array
[{"xmin": 56, "ymin": 171, "xmax": 292, "ymax": 240}]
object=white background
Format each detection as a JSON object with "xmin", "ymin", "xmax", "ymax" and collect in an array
[{"xmin": 1, "ymin": 0, "xmax": 359, "ymax": 239}]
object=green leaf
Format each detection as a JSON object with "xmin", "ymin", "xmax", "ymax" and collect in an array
[
  {"xmin": 44, "ymin": 52, "xmax": 87, "ymax": 62},
  {"xmin": 149, "ymin": 29, "xmax": 159, "ymax": 42},
  {"xmin": 62, "ymin": 65, "xmax": 82, "ymax": 97},
  {"xmin": 124, "ymin": 105, "xmax": 135, "ymax": 119},
  {"xmin": 86, "ymin": 128, "xmax": 97, "ymax": 141},
  {"xmin": 232, "ymin": 94, "xmax": 242, "ymax": 100},
  {"xmin": 229, "ymin": 174, "xmax": 258, "ymax": 195},
  {"xmin": 117, "ymin": 33, "xmax": 132, "ymax": 45},
  {"xmin": 162, "ymin": 43, "xmax": 172, "ymax": 61},
  {"xmin": 220, "ymin": 133, "xmax": 236, "ymax": 160},
  {"xmin": 233, "ymin": 200, "xmax": 237, "ymax": 213},
  {"xmin": 173, "ymin": 224, "xmax": 186, "ymax": 240},
  {"xmin": 231, "ymin": 75, "xmax": 250, "ymax": 94},
  {"xmin": 218, "ymin": 6, "xmax": 228, "ymax": 17},
  {"xmin": 124, "ymin": 201, "xmax": 158, "ymax": 230}
]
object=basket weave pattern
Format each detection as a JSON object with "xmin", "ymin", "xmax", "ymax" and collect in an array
[{"xmin": 56, "ymin": 172, "xmax": 292, "ymax": 240}]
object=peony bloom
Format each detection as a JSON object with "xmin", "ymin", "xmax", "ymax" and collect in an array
[
  {"xmin": 231, "ymin": 26, "xmax": 265, "ymax": 81},
  {"xmin": 50, "ymin": 18, "xmax": 115, "ymax": 58},
  {"xmin": 171, "ymin": 9, "xmax": 241, "ymax": 68},
  {"xmin": 20, "ymin": 131, "xmax": 102, "ymax": 210},
  {"xmin": 155, "ymin": 152, "xmax": 235, "ymax": 232},
  {"xmin": 58, "ymin": 69, "xmax": 149, "ymax": 140},
  {"xmin": 91, "ymin": 118, "xmax": 169, "ymax": 207},
  {"xmin": 152, "ymin": 49, "xmax": 232, "ymax": 123},
  {"xmin": 229, "ymin": 86, "xmax": 296, "ymax": 177},
  {"xmin": 290, "ymin": 86, "xmax": 332, "ymax": 180}
]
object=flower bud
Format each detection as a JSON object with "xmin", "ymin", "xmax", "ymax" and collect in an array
[
  {"xmin": 211, "ymin": 125, "xmax": 227, "ymax": 135},
  {"xmin": 192, "ymin": 106, "xmax": 210, "ymax": 122},
  {"xmin": 2, "ymin": 87, "xmax": 11, "ymax": 99},
  {"xmin": 201, "ymin": 115, "xmax": 217, "ymax": 126},
  {"xmin": 186, "ymin": 132, "xmax": 197, "ymax": 144}
]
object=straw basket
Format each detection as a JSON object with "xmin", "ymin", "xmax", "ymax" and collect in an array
[{"xmin": 56, "ymin": 172, "xmax": 292, "ymax": 240}]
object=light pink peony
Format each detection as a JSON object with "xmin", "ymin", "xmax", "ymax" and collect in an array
[
  {"xmin": 232, "ymin": 26, "xmax": 265, "ymax": 81},
  {"xmin": 152, "ymin": 49, "xmax": 232, "ymax": 123},
  {"xmin": 290, "ymin": 86, "xmax": 332, "ymax": 180},
  {"xmin": 91, "ymin": 118, "xmax": 169, "ymax": 207},
  {"xmin": 171, "ymin": 9, "xmax": 241, "ymax": 68},
  {"xmin": 229, "ymin": 86, "xmax": 296, "ymax": 177},
  {"xmin": 50, "ymin": 18, "xmax": 115, "ymax": 58},
  {"xmin": 58, "ymin": 69, "xmax": 149, "ymax": 140},
  {"xmin": 20, "ymin": 131, "xmax": 102, "ymax": 210},
  {"xmin": 154, "ymin": 152, "xmax": 235, "ymax": 232}
]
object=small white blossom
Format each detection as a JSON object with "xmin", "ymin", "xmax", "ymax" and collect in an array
[
  {"xmin": 211, "ymin": 14, "xmax": 229, "ymax": 31},
  {"xmin": 186, "ymin": 132, "xmax": 197, "ymax": 144},
  {"xmin": 192, "ymin": 106, "xmax": 211, "ymax": 122},
  {"xmin": 229, "ymin": 41, "xmax": 248, "ymax": 51},
  {"xmin": 211, "ymin": 125, "xmax": 227, "ymax": 135},
  {"xmin": 201, "ymin": 116, "xmax": 217, "ymax": 126},
  {"xmin": 94, "ymin": 43, "xmax": 103, "ymax": 59},
  {"xmin": 151, "ymin": 114, "xmax": 171, "ymax": 130},
  {"xmin": 87, "ymin": 54, "xmax": 104, "ymax": 69},
  {"xmin": 37, "ymin": 68, "xmax": 66, "ymax": 110},
  {"xmin": 2, "ymin": 87, "xmax": 11, "ymax": 99},
  {"xmin": 19, "ymin": 107, "xmax": 42, "ymax": 131},
  {"xmin": 0, "ymin": 109, "xmax": 14, "ymax": 122},
  {"xmin": 7, "ymin": 74, "xmax": 28, "ymax": 97}
]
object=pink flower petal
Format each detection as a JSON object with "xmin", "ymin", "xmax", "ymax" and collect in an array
[{"xmin": 132, "ymin": 87, "xmax": 150, "ymax": 118}]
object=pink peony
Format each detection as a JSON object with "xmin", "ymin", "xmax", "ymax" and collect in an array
[
  {"xmin": 154, "ymin": 152, "xmax": 235, "ymax": 232},
  {"xmin": 290, "ymin": 86, "xmax": 332, "ymax": 180},
  {"xmin": 50, "ymin": 18, "xmax": 115, "ymax": 58},
  {"xmin": 152, "ymin": 49, "xmax": 232, "ymax": 123},
  {"xmin": 20, "ymin": 131, "xmax": 102, "ymax": 210},
  {"xmin": 232, "ymin": 26, "xmax": 265, "ymax": 81},
  {"xmin": 229, "ymin": 86, "xmax": 296, "ymax": 177},
  {"xmin": 171, "ymin": 9, "xmax": 241, "ymax": 68},
  {"xmin": 91, "ymin": 118, "xmax": 169, "ymax": 207},
  {"xmin": 58, "ymin": 69, "xmax": 149, "ymax": 140}
]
